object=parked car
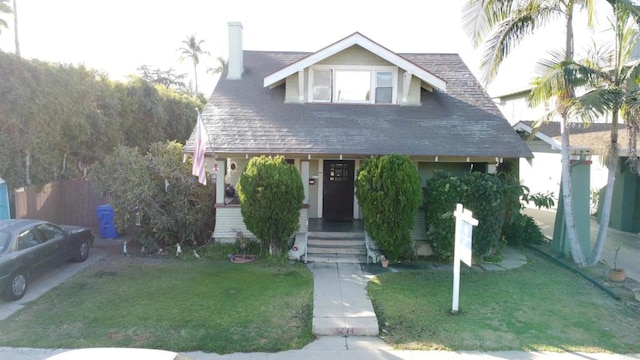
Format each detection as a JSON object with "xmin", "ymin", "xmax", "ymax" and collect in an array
[{"xmin": 0, "ymin": 219, "xmax": 94, "ymax": 301}]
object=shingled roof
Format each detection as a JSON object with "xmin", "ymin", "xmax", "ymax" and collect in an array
[
  {"xmin": 516, "ymin": 120, "xmax": 639, "ymax": 155},
  {"xmin": 186, "ymin": 47, "xmax": 532, "ymax": 159}
]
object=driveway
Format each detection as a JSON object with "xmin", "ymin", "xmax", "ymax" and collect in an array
[
  {"xmin": 0, "ymin": 237, "xmax": 120, "ymax": 321},
  {"xmin": 523, "ymin": 207, "xmax": 640, "ymax": 282}
]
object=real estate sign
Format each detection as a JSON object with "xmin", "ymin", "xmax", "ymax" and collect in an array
[{"xmin": 452, "ymin": 203, "xmax": 478, "ymax": 314}]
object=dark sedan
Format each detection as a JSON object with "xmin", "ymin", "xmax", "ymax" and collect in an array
[{"xmin": 0, "ymin": 219, "xmax": 94, "ymax": 301}]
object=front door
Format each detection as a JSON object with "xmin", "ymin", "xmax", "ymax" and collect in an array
[{"xmin": 323, "ymin": 160, "xmax": 354, "ymax": 220}]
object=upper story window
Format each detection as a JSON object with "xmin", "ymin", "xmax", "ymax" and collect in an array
[{"xmin": 310, "ymin": 66, "xmax": 397, "ymax": 104}]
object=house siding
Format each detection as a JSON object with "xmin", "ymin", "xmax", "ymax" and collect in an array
[
  {"xmin": 213, "ymin": 206, "xmax": 309, "ymax": 243},
  {"xmin": 282, "ymin": 45, "xmax": 422, "ymax": 105},
  {"xmin": 411, "ymin": 210, "xmax": 427, "ymax": 241},
  {"xmin": 285, "ymin": 73, "xmax": 301, "ymax": 103},
  {"xmin": 318, "ymin": 45, "xmax": 393, "ymax": 66}
]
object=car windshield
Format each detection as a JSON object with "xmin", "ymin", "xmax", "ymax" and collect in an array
[{"xmin": 0, "ymin": 231, "xmax": 9, "ymax": 254}]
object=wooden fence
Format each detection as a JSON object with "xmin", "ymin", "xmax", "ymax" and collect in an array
[{"xmin": 14, "ymin": 180, "xmax": 105, "ymax": 228}]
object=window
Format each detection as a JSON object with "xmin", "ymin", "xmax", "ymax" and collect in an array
[
  {"xmin": 313, "ymin": 70, "xmax": 331, "ymax": 102},
  {"xmin": 375, "ymin": 71, "xmax": 393, "ymax": 104},
  {"xmin": 335, "ymin": 71, "xmax": 370, "ymax": 102},
  {"xmin": 36, "ymin": 223, "xmax": 65, "ymax": 242},
  {"xmin": 18, "ymin": 229, "xmax": 42, "ymax": 250},
  {"xmin": 310, "ymin": 66, "xmax": 397, "ymax": 104},
  {"xmin": 329, "ymin": 163, "xmax": 349, "ymax": 182},
  {"xmin": 0, "ymin": 232, "xmax": 8, "ymax": 253}
]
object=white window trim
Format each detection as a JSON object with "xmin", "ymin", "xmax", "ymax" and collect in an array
[{"xmin": 308, "ymin": 65, "xmax": 398, "ymax": 104}]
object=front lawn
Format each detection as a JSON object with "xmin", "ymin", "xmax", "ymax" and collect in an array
[
  {"xmin": 0, "ymin": 257, "xmax": 314, "ymax": 354},
  {"xmin": 368, "ymin": 249, "xmax": 640, "ymax": 353}
]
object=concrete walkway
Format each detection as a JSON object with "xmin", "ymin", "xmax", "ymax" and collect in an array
[{"xmin": 309, "ymin": 263, "xmax": 379, "ymax": 336}]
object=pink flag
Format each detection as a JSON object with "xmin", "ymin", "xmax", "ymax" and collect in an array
[{"xmin": 192, "ymin": 113, "xmax": 208, "ymax": 185}]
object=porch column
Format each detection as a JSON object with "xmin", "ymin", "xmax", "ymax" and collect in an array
[
  {"xmin": 353, "ymin": 159, "xmax": 361, "ymax": 219},
  {"xmin": 301, "ymin": 160, "xmax": 310, "ymax": 205},
  {"xmin": 216, "ymin": 159, "xmax": 226, "ymax": 204},
  {"xmin": 317, "ymin": 160, "xmax": 324, "ymax": 217}
]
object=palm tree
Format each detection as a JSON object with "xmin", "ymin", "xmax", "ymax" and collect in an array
[
  {"xmin": 463, "ymin": 0, "xmax": 597, "ymax": 266},
  {"xmin": 0, "ymin": 0, "xmax": 12, "ymax": 35},
  {"xmin": 178, "ymin": 34, "xmax": 209, "ymax": 96},
  {"xmin": 207, "ymin": 56, "xmax": 227, "ymax": 75},
  {"xmin": 553, "ymin": 3, "xmax": 640, "ymax": 266}
]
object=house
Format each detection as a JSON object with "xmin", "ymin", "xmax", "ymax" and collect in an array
[
  {"xmin": 185, "ymin": 23, "xmax": 532, "ymax": 258},
  {"xmin": 512, "ymin": 120, "xmax": 640, "ymax": 233}
]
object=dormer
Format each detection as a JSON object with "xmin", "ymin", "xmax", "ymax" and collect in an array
[{"xmin": 262, "ymin": 32, "xmax": 447, "ymax": 106}]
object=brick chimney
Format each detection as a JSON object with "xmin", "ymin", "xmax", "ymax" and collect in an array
[{"xmin": 227, "ymin": 22, "xmax": 243, "ymax": 80}]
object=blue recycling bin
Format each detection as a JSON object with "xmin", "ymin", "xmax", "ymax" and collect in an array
[
  {"xmin": 0, "ymin": 177, "xmax": 9, "ymax": 220},
  {"xmin": 96, "ymin": 204, "xmax": 119, "ymax": 239}
]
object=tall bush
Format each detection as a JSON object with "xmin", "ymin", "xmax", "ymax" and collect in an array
[
  {"xmin": 355, "ymin": 154, "xmax": 423, "ymax": 261},
  {"xmin": 0, "ymin": 51, "xmax": 203, "ymax": 190},
  {"xmin": 463, "ymin": 171, "xmax": 505, "ymax": 257},
  {"xmin": 236, "ymin": 156, "xmax": 304, "ymax": 256},
  {"xmin": 91, "ymin": 141, "xmax": 214, "ymax": 249},
  {"xmin": 424, "ymin": 171, "xmax": 467, "ymax": 260},
  {"xmin": 424, "ymin": 171, "xmax": 505, "ymax": 260}
]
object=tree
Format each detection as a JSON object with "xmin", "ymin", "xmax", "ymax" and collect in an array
[
  {"xmin": 0, "ymin": 52, "xmax": 203, "ymax": 190},
  {"xmin": 0, "ymin": 0, "xmax": 10, "ymax": 35},
  {"xmin": 355, "ymin": 154, "xmax": 423, "ymax": 261},
  {"xmin": 91, "ymin": 142, "xmax": 214, "ymax": 250},
  {"xmin": 547, "ymin": 3, "xmax": 640, "ymax": 265},
  {"xmin": 137, "ymin": 65, "xmax": 188, "ymax": 92},
  {"xmin": 12, "ymin": 0, "xmax": 18, "ymax": 56},
  {"xmin": 178, "ymin": 34, "xmax": 209, "ymax": 96},
  {"xmin": 463, "ymin": 0, "xmax": 598, "ymax": 267},
  {"xmin": 236, "ymin": 156, "xmax": 304, "ymax": 256},
  {"xmin": 207, "ymin": 56, "xmax": 227, "ymax": 75}
]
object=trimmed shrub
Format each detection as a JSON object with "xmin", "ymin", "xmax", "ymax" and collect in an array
[
  {"xmin": 355, "ymin": 154, "xmax": 423, "ymax": 261},
  {"xmin": 464, "ymin": 171, "xmax": 505, "ymax": 257},
  {"xmin": 236, "ymin": 156, "xmax": 304, "ymax": 256},
  {"xmin": 503, "ymin": 213, "xmax": 546, "ymax": 246},
  {"xmin": 424, "ymin": 171, "xmax": 467, "ymax": 260},
  {"xmin": 424, "ymin": 171, "xmax": 505, "ymax": 261}
]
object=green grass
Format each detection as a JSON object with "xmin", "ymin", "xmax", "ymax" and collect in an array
[
  {"xmin": 0, "ymin": 258, "xmax": 314, "ymax": 354},
  {"xmin": 368, "ymin": 250, "xmax": 640, "ymax": 353}
]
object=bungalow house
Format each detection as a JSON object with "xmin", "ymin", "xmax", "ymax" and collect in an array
[
  {"xmin": 512, "ymin": 120, "xmax": 640, "ymax": 233},
  {"xmin": 184, "ymin": 23, "xmax": 532, "ymax": 262}
]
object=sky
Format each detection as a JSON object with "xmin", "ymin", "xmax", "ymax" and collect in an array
[{"xmin": 0, "ymin": 0, "xmax": 611, "ymax": 96}]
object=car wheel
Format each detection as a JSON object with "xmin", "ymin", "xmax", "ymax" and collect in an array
[
  {"xmin": 4, "ymin": 270, "xmax": 28, "ymax": 301},
  {"xmin": 73, "ymin": 240, "xmax": 90, "ymax": 262}
]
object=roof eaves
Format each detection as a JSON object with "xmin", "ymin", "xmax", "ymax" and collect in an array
[
  {"xmin": 263, "ymin": 32, "xmax": 447, "ymax": 91},
  {"xmin": 513, "ymin": 121, "xmax": 561, "ymax": 150}
]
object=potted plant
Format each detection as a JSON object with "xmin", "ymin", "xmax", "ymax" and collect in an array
[
  {"xmin": 380, "ymin": 255, "xmax": 389, "ymax": 268},
  {"xmin": 607, "ymin": 247, "xmax": 626, "ymax": 282}
]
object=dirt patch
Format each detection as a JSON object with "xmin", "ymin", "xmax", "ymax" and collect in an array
[{"xmin": 89, "ymin": 237, "xmax": 181, "ymax": 276}]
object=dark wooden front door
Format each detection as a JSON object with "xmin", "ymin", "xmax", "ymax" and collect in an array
[{"xmin": 323, "ymin": 160, "xmax": 355, "ymax": 220}]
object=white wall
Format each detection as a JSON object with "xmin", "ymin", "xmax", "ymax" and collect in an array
[{"xmin": 519, "ymin": 152, "xmax": 561, "ymax": 208}]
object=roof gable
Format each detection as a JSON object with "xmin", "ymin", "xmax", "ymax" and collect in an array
[
  {"xmin": 513, "ymin": 121, "xmax": 561, "ymax": 150},
  {"xmin": 514, "ymin": 120, "xmax": 640, "ymax": 154},
  {"xmin": 263, "ymin": 32, "xmax": 447, "ymax": 91}
]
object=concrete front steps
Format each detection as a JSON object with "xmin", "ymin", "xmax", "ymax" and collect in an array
[{"xmin": 305, "ymin": 231, "xmax": 367, "ymax": 264}]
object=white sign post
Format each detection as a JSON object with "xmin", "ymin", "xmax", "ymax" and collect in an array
[{"xmin": 452, "ymin": 203, "xmax": 478, "ymax": 314}]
